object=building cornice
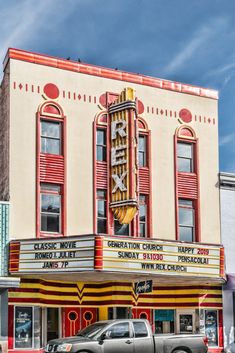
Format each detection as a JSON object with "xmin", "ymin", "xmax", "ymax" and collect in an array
[{"xmin": 3, "ymin": 48, "xmax": 218, "ymax": 100}]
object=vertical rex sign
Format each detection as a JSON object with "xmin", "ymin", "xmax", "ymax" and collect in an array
[{"xmin": 109, "ymin": 88, "xmax": 138, "ymax": 224}]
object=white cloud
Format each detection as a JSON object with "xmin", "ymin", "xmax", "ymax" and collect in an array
[
  {"xmin": 0, "ymin": 0, "xmax": 77, "ymax": 65},
  {"xmin": 219, "ymin": 133, "xmax": 235, "ymax": 147},
  {"xmin": 163, "ymin": 17, "xmax": 229, "ymax": 75}
]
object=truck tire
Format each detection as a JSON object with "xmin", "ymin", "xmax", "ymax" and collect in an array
[{"xmin": 173, "ymin": 350, "xmax": 188, "ymax": 353}]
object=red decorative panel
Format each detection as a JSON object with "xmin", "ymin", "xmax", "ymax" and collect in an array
[
  {"xmin": 81, "ymin": 308, "xmax": 97, "ymax": 328},
  {"xmin": 139, "ymin": 168, "xmax": 150, "ymax": 194},
  {"xmin": 8, "ymin": 305, "xmax": 14, "ymax": 349},
  {"xmin": 40, "ymin": 154, "xmax": 64, "ymax": 184},
  {"xmin": 43, "ymin": 83, "xmax": 60, "ymax": 99},
  {"xmin": 43, "ymin": 104, "xmax": 60, "ymax": 115},
  {"xmin": 178, "ymin": 173, "xmax": 198, "ymax": 199},
  {"xmin": 96, "ymin": 161, "xmax": 107, "ymax": 189},
  {"xmin": 179, "ymin": 109, "xmax": 192, "ymax": 123},
  {"xmin": 180, "ymin": 127, "xmax": 193, "ymax": 137},
  {"xmin": 94, "ymin": 236, "xmax": 103, "ymax": 270},
  {"xmin": 9, "ymin": 241, "xmax": 20, "ymax": 273},
  {"xmin": 63, "ymin": 308, "xmax": 81, "ymax": 337}
]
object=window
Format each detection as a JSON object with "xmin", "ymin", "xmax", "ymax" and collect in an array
[
  {"xmin": 41, "ymin": 184, "xmax": 61, "ymax": 233},
  {"xmin": 96, "ymin": 129, "xmax": 107, "ymax": 161},
  {"xmin": 139, "ymin": 195, "xmax": 147, "ymax": 237},
  {"xmin": 179, "ymin": 199, "xmax": 194, "ymax": 242},
  {"xmin": 177, "ymin": 142, "xmax": 193, "ymax": 172},
  {"xmin": 97, "ymin": 190, "xmax": 107, "ymax": 234},
  {"xmin": 106, "ymin": 322, "xmax": 130, "ymax": 339},
  {"xmin": 133, "ymin": 321, "xmax": 148, "ymax": 337},
  {"xmin": 114, "ymin": 219, "xmax": 130, "ymax": 236},
  {"xmin": 155, "ymin": 310, "xmax": 175, "ymax": 334},
  {"xmin": 139, "ymin": 135, "xmax": 147, "ymax": 167},
  {"xmin": 41, "ymin": 120, "xmax": 61, "ymax": 155}
]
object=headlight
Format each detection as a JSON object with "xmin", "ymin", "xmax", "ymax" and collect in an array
[{"xmin": 57, "ymin": 343, "xmax": 72, "ymax": 352}]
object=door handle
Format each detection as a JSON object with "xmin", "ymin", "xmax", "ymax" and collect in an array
[{"xmin": 125, "ymin": 340, "xmax": 132, "ymax": 344}]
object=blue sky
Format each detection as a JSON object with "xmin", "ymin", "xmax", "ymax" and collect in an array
[{"xmin": 1, "ymin": 0, "xmax": 235, "ymax": 172}]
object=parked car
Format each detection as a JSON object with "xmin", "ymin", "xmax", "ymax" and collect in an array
[{"xmin": 45, "ymin": 318, "xmax": 208, "ymax": 353}]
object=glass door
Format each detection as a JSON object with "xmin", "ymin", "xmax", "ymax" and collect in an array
[
  {"xmin": 176, "ymin": 309, "xmax": 195, "ymax": 334},
  {"xmin": 47, "ymin": 308, "xmax": 60, "ymax": 341}
]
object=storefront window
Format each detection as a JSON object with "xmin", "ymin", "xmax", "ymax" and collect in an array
[
  {"xmin": 15, "ymin": 307, "xmax": 33, "ymax": 349},
  {"xmin": 155, "ymin": 310, "xmax": 175, "ymax": 334},
  {"xmin": 179, "ymin": 314, "xmax": 193, "ymax": 333},
  {"xmin": 205, "ymin": 310, "xmax": 218, "ymax": 347}
]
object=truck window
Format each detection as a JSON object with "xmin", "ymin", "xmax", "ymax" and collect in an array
[
  {"xmin": 133, "ymin": 321, "xmax": 148, "ymax": 338},
  {"xmin": 106, "ymin": 323, "xmax": 130, "ymax": 339}
]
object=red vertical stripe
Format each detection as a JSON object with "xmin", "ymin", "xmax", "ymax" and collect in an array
[{"xmin": 94, "ymin": 236, "xmax": 103, "ymax": 270}]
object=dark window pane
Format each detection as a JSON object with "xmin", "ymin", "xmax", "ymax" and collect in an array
[
  {"xmin": 41, "ymin": 195, "xmax": 60, "ymax": 213},
  {"xmin": 140, "ymin": 223, "xmax": 146, "ymax": 237},
  {"xmin": 179, "ymin": 226, "xmax": 193, "ymax": 242},
  {"xmin": 114, "ymin": 220, "xmax": 129, "ymax": 236},
  {"xmin": 108, "ymin": 323, "xmax": 129, "ymax": 339},
  {"xmin": 97, "ymin": 219, "xmax": 107, "ymax": 234},
  {"xmin": 41, "ymin": 214, "xmax": 60, "ymax": 232},
  {"xmin": 133, "ymin": 321, "xmax": 148, "ymax": 338}
]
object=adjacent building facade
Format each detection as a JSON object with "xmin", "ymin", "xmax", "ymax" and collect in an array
[
  {"xmin": 0, "ymin": 48, "xmax": 224, "ymax": 352},
  {"xmin": 220, "ymin": 173, "xmax": 235, "ymax": 352}
]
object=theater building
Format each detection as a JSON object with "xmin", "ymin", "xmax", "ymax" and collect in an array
[{"xmin": 0, "ymin": 48, "xmax": 224, "ymax": 352}]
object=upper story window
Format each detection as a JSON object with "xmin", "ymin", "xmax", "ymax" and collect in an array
[
  {"xmin": 139, "ymin": 194, "xmax": 147, "ymax": 237},
  {"xmin": 97, "ymin": 190, "xmax": 107, "ymax": 234},
  {"xmin": 41, "ymin": 183, "xmax": 61, "ymax": 233},
  {"xmin": 96, "ymin": 129, "xmax": 107, "ymax": 162},
  {"xmin": 139, "ymin": 135, "xmax": 147, "ymax": 167},
  {"xmin": 177, "ymin": 142, "xmax": 193, "ymax": 172},
  {"xmin": 41, "ymin": 121, "xmax": 61, "ymax": 155},
  {"xmin": 114, "ymin": 218, "xmax": 130, "ymax": 236},
  {"xmin": 179, "ymin": 199, "xmax": 195, "ymax": 242}
]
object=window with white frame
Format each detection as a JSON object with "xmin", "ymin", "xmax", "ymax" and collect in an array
[
  {"xmin": 41, "ymin": 120, "xmax": 61, "ymax": 155},
  {"xmin": 41, "ymin": 184, "xmax": 61, "ymax": 233},
  {"xmin": 179, "ymin": 199, "xmax": 195, "ymax": 242},
  {"xmin": 177, "ymin": 142, "xmax": 193, "ymax": 172}
]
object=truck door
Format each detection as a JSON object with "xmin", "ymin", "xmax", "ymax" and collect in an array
[
  {"xmin": 132, "ymin": 321, "xmax": 154, "ymax": 353},
  {"xmin": 102, "ymin": 322, "xmax": 134, "ymax": 353}
]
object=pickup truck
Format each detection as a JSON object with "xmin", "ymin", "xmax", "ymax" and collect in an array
[{"xmin": 44, "ymin": 319, "xmax": 208, "ymax": 353}]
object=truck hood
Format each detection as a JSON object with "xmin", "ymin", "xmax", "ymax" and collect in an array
[{"xmin": 48, "ymin": 336, "xmax": 92, "ymax": 345}]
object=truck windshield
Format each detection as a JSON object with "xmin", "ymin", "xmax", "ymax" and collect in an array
[{"xmin": 77, "ymin": 322, "xmax": 107, "ymax": 339}]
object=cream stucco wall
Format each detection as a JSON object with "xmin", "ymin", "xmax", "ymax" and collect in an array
[{"xmin": 8, "ymin": 58, "xmax": 220, "ymax": 244}]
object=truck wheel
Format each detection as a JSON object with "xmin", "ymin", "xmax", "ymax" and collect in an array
[{"xmin": 173, "ymin": 350, "xmax": 187, "ymax": 353}]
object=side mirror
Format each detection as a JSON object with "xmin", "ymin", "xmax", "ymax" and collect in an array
[{"xmin": 99, "ymin": 332, "xmax": 107, "ymax": 341}]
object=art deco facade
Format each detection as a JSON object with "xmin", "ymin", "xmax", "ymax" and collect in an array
[{"xmin": 0, "ymin": 48, "xmax": 224, "ymax": 353}]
